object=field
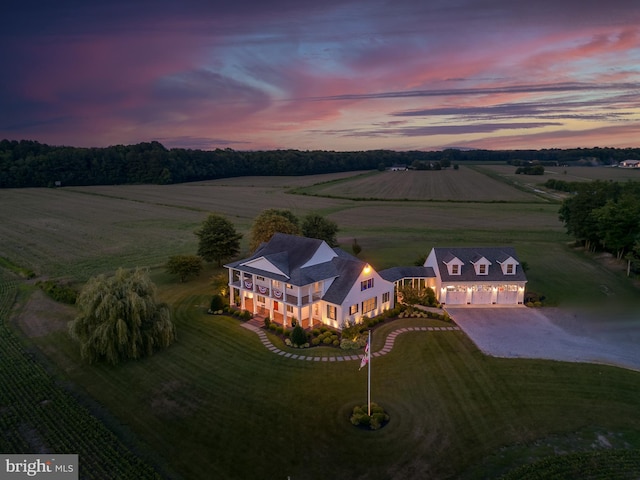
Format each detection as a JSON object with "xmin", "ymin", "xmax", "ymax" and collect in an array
[
  {"xmin": 292, "ymin": 169, "xmax": 542, "ymax": 202},
  {"xmin": 2, "ymin": 165, "xmax": 640, "ymax": 479}
]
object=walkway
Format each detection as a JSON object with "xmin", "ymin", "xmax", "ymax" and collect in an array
[{"xmin": 240, "ymin": 319, "xmax": 459, "ymax": 362}]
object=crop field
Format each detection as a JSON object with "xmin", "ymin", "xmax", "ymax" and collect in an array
[
  {"xmin": 295, "ymin": 167, "xmax": 543, "ymax": 202},
  {"xmin": 2, "ymin": 166, "xmax": 640, "ymax": 479},
  {"xmin": 477, "ymin": 164, "xmax": 640, "ymax": 190}
]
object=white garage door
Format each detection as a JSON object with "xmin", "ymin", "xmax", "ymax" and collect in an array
[
  {"xmin": 497, "ymin": 285, "xmax": 518, "ymax": 304},
  {"xmin": 444, "ymin": 285, "xmax": 467, "ymax": 304},
  {"xmin": 471, "ymin": 285, "xmax": 493, "ymax": 304}
]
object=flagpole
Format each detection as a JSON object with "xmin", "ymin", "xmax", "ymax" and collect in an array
[{"xmin": 367, "ymin": 329, "xmax": 371, "ymax": 416}]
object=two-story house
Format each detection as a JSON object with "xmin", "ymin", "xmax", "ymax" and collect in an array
[
  {"xmin": 424, "ymin": 247, "xmax": 527, "ymax": 305},
  {"xmin": 225, "ymin": 233, "xmax": 395, "ymax": 330}
]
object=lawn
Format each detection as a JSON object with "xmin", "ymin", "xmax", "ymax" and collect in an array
[{"xmin": 21, "ymin": 272, "xmax": 640, "ymax": 479}]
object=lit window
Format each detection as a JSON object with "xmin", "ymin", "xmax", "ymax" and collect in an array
[
  {"xmin": 452, "ymin": 265, "xmax": 459, "ymax": 274},
  {"xmin": 362, "ymin": 297, "xmax": 377, "ymax": 314},
  {"xmin": 286, "ymin": 305, "xmax": 294, "ymax": 313},
  {"xmin": 382, "ymin": 292, "xmax": 390, "ymax": 303},
  {"xmin": 327, "ymin": 305, "xmax": 336, "ymax": 320},
  {"xmin": 349, "ymin": 304, "xmax": 359, "ymax": 315},
  {"xmin": 506, "ymin": 264, "xmax": 514, "ymax": 274},
  {"xmin": 361, "ymin": 278, "xmax": 374, "ymax": 291},
  {"xmin": 479, "ymin": 264, "xmax": 486, "ymax": 274}
]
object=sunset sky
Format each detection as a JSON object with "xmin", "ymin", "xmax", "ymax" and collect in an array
[{"xmin": 2, "ymin": 0, "xmax": 640, "ymax": 151}]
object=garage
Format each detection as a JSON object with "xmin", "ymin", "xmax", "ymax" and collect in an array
[
  {"xmin": 471, "ymin": 285, "xmax": 493, "ymax": 304},
  {"xmin": 496, "ymin": 284, "xmax": 519, "ymax": 304},
  {"xmin": 444, "ymin": 285, "xmax": 467, "ymax": 304}
]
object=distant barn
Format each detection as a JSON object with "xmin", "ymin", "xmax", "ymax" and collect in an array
[{"xmin": 620, "ymin": 160, "xmax": 640, "ymax": 168}]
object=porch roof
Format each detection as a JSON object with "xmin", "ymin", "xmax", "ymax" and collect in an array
[{"xmin": 379, "ymin": 266, "xmax": 436, "ymax": 283}]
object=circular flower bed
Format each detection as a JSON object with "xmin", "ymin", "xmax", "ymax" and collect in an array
[{"xmin": 350, "ymin": 402, "xmax": 390, "ymax": 430}]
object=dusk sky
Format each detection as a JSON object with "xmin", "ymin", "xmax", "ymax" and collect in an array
[{"xmin": 2, "ymin": 0, "xmax": 640, "ymax": 151}]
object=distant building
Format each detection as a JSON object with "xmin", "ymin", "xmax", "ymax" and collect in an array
[
  {"xmin": 620, "ymin": 160, "xmax": 640, "ymax": 168},
  {"xmin": 389, "ymin": 164, "xmax": 408, "ymax": 171}
]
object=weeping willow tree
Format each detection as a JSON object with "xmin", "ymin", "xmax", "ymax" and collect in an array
[{"xmin": 69, "ymin": 267, "xmax": 176, "ymax": 365}]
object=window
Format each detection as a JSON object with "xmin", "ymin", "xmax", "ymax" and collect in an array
[
  {"xmin": 286, "ymin": 305, "xmax": 294, "ymax": 313},
  {"xmin": 257, "ymin": 295, "xmax": 265, "ymax": 303},
  {"xmin": 479, "ymin": 264, "xmax": 487, "ymax": 274},
  {"xmin": 362, "ymin": 297, "xmax": 377, "ymax": 314},
  {"xmin": 361, "ymin": 278, "xmax": 374, "ymax": 291},
  {"xmin": 382, "ymin": 292, "xmax": 390, "ymax": 303},
  {"xmin": 327, "ymin": 305, "xmax": 336, "ymax": 320},
  {"xmin": 452, "ymin": 265, "xmax": 459, "ymax": 274},
  {"xmin": 257, "ymin": 276, "xmax": 265, "ymax": 281},
  {"xmin": 349, "ymin": 304, "xmax": 359, "ymax": 315},
  {"xmin": 506, "ymin": 264, "xmax": 514, "ymax": 274}
]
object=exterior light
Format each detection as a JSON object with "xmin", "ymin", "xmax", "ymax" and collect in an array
[{"xmin": 364, "ymin": 264, "xmax": 371, "ymax": 274}]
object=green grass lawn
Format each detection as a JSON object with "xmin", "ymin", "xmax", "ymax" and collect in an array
[{"xmin": 24, "ymin": 274, "xmax": 640, "ymax": 480}]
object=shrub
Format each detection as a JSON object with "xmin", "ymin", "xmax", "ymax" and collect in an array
[
  {"xmin": 268, "ymin": 323, "xmax": 277, "ymax": 331},
  {"xmin": 36, "ymin": 280, "xmax": 78, "ymax": 304},
  {"xmin": 264, "ymin": 316, "xmax": 271, "ymax": 328},
  {"xmin": 330, "ymin": 334, "xmax": 338, "ymax": 342},
  {"xmin": 276, "ymin": 326, "xmax": 284, "ymax": 334},
  {"xmin": 290, "ymin": 325, "xmax": 307, "ymax": 347},
  {"xmin": 323, "ymin": 336, "xmax": 333, "ymax": 345},
  {"xmin": 319, "ymin": 326, "xmax": 329, "ymax": 333},
  {"xmin": 350, "ymin": 403, "xmax": 389, "ymax": 430},
  {"xmin": 311, "ymin": 328, "xmax": 321, "ymax": 337},
  {"xmin": 210, "ymin": 294, "xmax": 225, "ymax": 312},
  {"xmin": 332, "ymin": 339, "xmax": 339, "ymax": 347},
  {"xmin": 284, "ymin": 329, "xmax": 291, "ymax": 337},
  {"xmin": 312, "ymin": 338, "xmax": 321, "ymax": 346}
]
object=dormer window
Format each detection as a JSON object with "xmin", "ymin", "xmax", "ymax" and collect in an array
[
  {"xmin": 497, "ymin": 255, "xmax": 519, "ymax": 275},
  {"xmin": 471, "ymin": 254, "xmax": 491, "ymax": 275},
  {"xmin": 451, "ymin": 265, "xmax": 459, "ymax": 274}
]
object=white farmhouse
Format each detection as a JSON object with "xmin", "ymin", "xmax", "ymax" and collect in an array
[{"xmin": 225, "ymin": 233, "xmax": 394, "ymax": 330}]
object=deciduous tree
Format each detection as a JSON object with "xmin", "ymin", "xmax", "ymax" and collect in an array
[
  {"xmin": 302, "ymin": 213, "xmax": 339, "ymax": 247},
  {"xmin": 165, "ymin": 255, "xmax": 203, "ymax": 282},
  {"xmin": 250, "ymin": 209, "xmax": 301, "ymax": 251},
  {"xmin": 68, "ymin": 268, "xmax": 176, "ymax": 365},
  {"xmin": 195, "ymin": 213, "xmax": 242, "ymax": 266}
]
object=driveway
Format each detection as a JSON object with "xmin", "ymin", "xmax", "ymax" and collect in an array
[{"xmin": 445, "ymin": 305, "xmax": 640, "ymax": 371}]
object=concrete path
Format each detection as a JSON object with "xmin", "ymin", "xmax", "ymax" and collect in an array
[{"xmin": 240, "ymin": 321, "xmax": 459, "ymax": 361}]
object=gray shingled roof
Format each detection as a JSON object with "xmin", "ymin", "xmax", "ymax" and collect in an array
[
  {"xmin": 432, "ymin": 247, "xmax": 527, "ymax": 282},
  {"xmin": 379, "ymin": 266, "xmax": 436, "ymax": 283},
  {"xmin": 224, "ymin": 233, "xmax": 365, "ymax": 293},
  {"xmin": 322, "ymin": 256, "xmax": 367, "ymax": 305}
]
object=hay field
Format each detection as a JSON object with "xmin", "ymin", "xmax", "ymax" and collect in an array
[
  {"xmin": 298, "ymin": 167, "xmax": 542, "ymax": 202},
  {"xmin": 480, "ymin": 164, "xmax": 640, "ymax": 184},
  {"xmin": 1, "ymin": 168, "xmax": 637, "ymax": 305}
]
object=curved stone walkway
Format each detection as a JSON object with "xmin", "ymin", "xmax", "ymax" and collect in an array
[{"xmin": 240, "ymin": 322, "xmax": 460, "ymax": 362}]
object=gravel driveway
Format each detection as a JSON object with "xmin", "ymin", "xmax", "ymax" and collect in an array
[{"xmin": 445, "ymin": 305, "xmax": 640, "ymax": 371}]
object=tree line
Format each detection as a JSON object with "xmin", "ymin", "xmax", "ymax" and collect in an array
[
  {"xmin": 557, "ymin": 180, "xmax": 640, "ymax": 274},
  {"xmin": 2, "ymin": 138, "xmax": 640, "ymax": 188}
]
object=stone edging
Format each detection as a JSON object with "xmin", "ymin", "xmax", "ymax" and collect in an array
[{"xmin": 240, "ymin": 323, "xmax": 460, "ymax": 362}]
